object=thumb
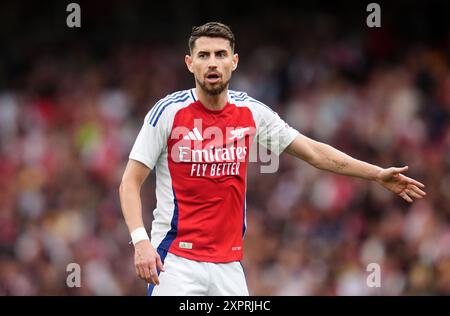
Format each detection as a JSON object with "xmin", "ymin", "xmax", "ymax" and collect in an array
[
  {"xmin": 393, "ymin": 166, "xmax": 408, "ymax": 174},
  {"xmin": 156, "ymin": 254, "xmax": 165, "ymax": 272}
]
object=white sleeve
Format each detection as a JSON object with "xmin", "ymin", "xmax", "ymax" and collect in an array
[
  {"xmin": 129, "ymin": 107, "xmax": 171, "ymax": 170},
  {"xmin": 253, "ymin": 101, "xmax": 299, "ymax": 155}
]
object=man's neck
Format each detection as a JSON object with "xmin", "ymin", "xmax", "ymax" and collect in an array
[{"xmin": 195, "ymin": 87, "xmax": 228, "ymax": 111}]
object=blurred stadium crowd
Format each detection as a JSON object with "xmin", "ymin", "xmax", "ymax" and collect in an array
[{"xmin": 0, "ymin": 1, "xmax": 449, "ymax": 295}]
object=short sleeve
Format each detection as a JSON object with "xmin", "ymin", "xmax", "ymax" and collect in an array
[
  {"xmin": 129, "ymin": 108, "xmax": 171, "ymax": 169},
  {"xmin": 254, "ymin": 102, "xmax": 299, "ymax": 155}
]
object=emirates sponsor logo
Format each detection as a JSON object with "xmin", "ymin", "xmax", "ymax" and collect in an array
[
  {"xmin": 170, "ymin": 119, "xmax": 281, "ymax": 174},
  {"xmin": 178, "ymin": 145, "xmax": 247, "ymax": 163}
]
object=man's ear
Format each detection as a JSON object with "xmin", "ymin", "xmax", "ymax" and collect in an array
[
  {"xmin": 185, "ymin": 55, "xmax": 194, "ymax": 73},
  {"xmin": 232, "ymin": 53, "xmax": 239, "ymax": 71}
]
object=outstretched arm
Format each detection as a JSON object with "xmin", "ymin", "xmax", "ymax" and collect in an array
[{"xmin": 284, "ymin": 134, "xmax": 426, "ymax": 203}]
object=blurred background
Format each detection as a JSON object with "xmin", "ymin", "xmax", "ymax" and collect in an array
[{"xmin": 0, "ymin": 0, "xmax": 449, "ymax": 295}]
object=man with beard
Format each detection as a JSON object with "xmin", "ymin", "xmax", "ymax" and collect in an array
[{"xmin": 119, "ymin": 22, "xmax": 426, "ymax": 296}]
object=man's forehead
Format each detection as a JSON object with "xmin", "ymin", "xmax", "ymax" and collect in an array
[{"xmin": 193, "ymin": 37, "xmax": 232, "ymax": 52}]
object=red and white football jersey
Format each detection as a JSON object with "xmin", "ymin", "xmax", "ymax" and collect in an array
[{"xmin": 129, "ymin": 89, "xmax": 299, "ymax": 263}]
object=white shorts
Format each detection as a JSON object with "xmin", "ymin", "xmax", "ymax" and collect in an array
[{"xmin": 147, "ymin": 252, "xmax": 249, "ymax": 296}]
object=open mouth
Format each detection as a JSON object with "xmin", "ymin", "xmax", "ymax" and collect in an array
[{"xmin": 205, "ymin": 73, "xmax": 221, "ymax": 83}]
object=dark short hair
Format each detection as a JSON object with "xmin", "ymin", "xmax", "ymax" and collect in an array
[{"xmin": 188, "ymin": 22, "xmax": 235, "ymax": 53}]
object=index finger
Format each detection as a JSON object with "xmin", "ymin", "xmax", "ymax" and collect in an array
[
  {"xmin": 149, "ymin": 262, "xmax": 160, "ymax": 285},
  {"xmin": 400, "ymin": 174, "xmax": 425, "ymax": 188}
]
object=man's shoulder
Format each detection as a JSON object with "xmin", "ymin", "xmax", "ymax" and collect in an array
[
  {"xmin": 156, "ymin": 89, "xmax": 196, "ymax": 105},
  {"xmin": 146, "ymin": 89, "xmax": 196, "ymax": 127},
  {"xmin": 228, "ymin": 90, "xmax": 275, "ymax": 114},
  {"xmin": 229, "ymin": 89, "xmax": 257, "ymax": 105}
]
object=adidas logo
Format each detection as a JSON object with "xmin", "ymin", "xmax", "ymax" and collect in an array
[{"xmin": 183, "ymin": 127, "xmax": 204, "ymax": 141}]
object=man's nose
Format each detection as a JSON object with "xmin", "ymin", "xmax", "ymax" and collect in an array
[{"xmin": 207, "ymin": 56, "xmax": 218, "ymax": 68}]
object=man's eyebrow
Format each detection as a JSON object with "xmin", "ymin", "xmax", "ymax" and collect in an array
[
  {"xmin": 196, "ymin": 49, "xmax": 228, "ymax": 54},
  {"xmin": 214, "ymin": 50, "xmax": 228, "ymax": 54}
]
